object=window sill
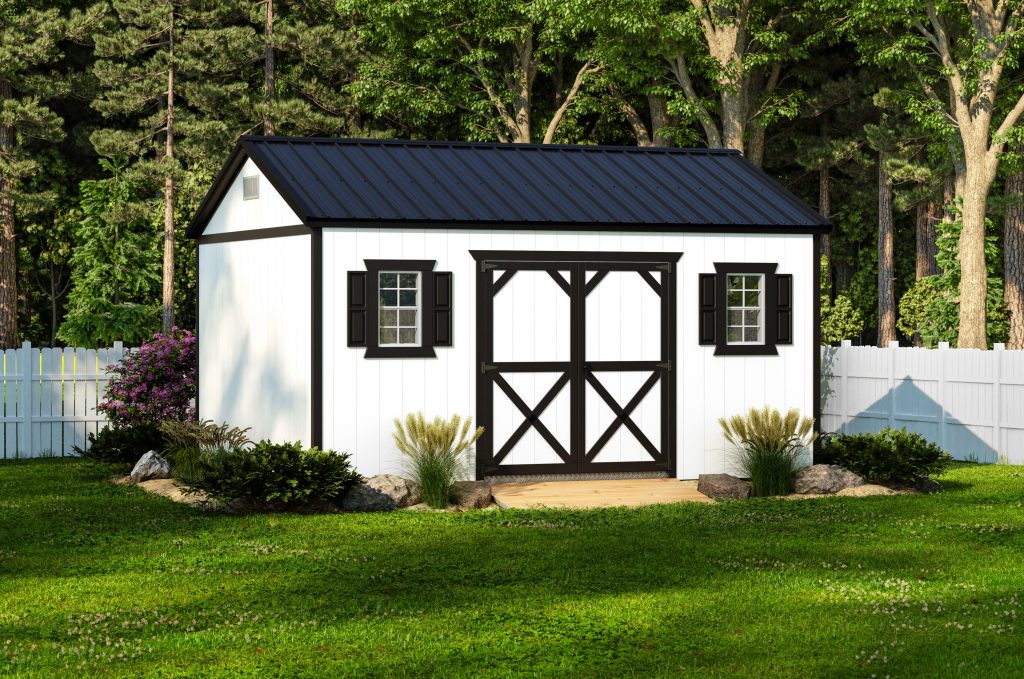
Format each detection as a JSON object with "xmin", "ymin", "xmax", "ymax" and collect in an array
[
  {"xmin": 364, "ymin": 346, "xmax": 437, "ymax": 359},
  {"xmin": 712, "ymin": 344, "xmax": 779, "ymax": 357}
]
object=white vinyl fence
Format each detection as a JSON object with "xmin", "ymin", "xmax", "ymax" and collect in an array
[
  {"xmin": 821, "ymin": 340, "xmax": 1024, "ymax": 464},
  {"xmin": 1, "ymin": 341, "xmax": 129, "ymax": 459}
]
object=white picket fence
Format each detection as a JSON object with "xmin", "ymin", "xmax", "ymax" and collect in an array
[
  {"xmin": 821, "ymin": 340, "xmax": 1024, "ymax": 464},
  {"xmin": 1, "ymin": 341, "xmax": 130, "ymax": 459}
]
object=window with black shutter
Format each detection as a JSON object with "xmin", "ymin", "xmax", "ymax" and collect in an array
[
  {"xmin": 698, "ymin": 263, "xmax": 792, "ymax": 356},
  {"xmin": 347, "ymin": 259, "xmax": 453, "ymax": 358}
]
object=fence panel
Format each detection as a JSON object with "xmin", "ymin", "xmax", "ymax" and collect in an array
[
  {"xmin": 0, "ymin": 342, "xmax": 128, "ymax": 459},
  {"xmin": 821, "ymin": 341, "xmax": 1024, "ymax": 464}
]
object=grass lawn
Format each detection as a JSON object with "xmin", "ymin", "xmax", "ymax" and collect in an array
[{"xmin": 1, "ymin": 461, "xmax": 1022, "ymax": 678}]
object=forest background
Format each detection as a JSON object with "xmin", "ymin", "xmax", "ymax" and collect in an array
[{"xmin": 2, "ymin": 0, "xmax": 1023, "ymax": 351}]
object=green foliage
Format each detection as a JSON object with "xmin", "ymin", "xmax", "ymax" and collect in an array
[
  {"xmin": 58, "ymin": 158, "xmax": 161, "ymax": 346},
  {"xmin": 896, "ymin": 216, "xmax": 1008, "ymax": 347},
  {"xmin": 73, "ymin": 422, "xmax": 165, "ymax": 465},
  {"xmin": 719, "ymin": 406, "xmax": 816, "ymax": 496},
  {"xmin": 158, "ymin": 419, "xmax": 251, "ymax": 481},
  {"xmin": 392, "ymin": 412, "xmax": 483, "ymax": 508},
  {"xmin": 189, "ymin": 441, "xmax": 361, "ymax": 510},
  {"xmin": 817, "ymin": 428, "xmax": 953, "ymax": 483},
  {"xmin": 821, "ymin": 254, "xmax": 864, "ymax": 343}
]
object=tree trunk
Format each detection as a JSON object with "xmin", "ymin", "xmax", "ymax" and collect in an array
[
  {"xmin": 1005, "ymin": 164, "xmax": 1024, "ymax": 349},
  {"xmin": 263, "ymin": 0, "xmax": 275, "ymax": 136},
  {"xmin": 720, "ymin": 87, "xmax": 744, "ymax": 153},
  {"xmin": 956, "ymin": 154, "xmax": 996, "ymax": 349},
  {"xmin": 162, "ymin": 9, "xmax": 176, "ymax": 333},
  {"xmin": 510, "ymin": 36, "xmax": 533, "ymax": 143},
  {"xmin": 819, "ymin": 117, "xmax": 831, "ymax": 295},
  {"xmin": 916, "ymin": 199, "xmax": 940, "ymax": 279},
  {"xmin": 648, "ymin": 94, "xmax": 674, "ymax": 147},
  {"xmin": 0, "ymin": 76, "xmax": 17, "ymax": 347},
  {"xmin": 877, "ymin": 151, "xmax": 896, "ymax": 347}
]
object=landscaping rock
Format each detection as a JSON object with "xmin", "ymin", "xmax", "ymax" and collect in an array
[
  {"xmin": 130, "ymin": 451, "xmax": 171, "ymax": 484},
  {"xmin": 364, "ymin": 474, "xmax": 421, "ymax": 508},
  {"xmin": 793, "ymin": 464, "xmax": 864, "ymax": 494},
  {"xmin": 915, "ymin": 476, "xmax": 943, "ymax": 493},
  {"xmin": 697, "ymin": 474, "xmax": 752, "ymax": 501},
  {"xmin": 341, "ymin": 483, "xmax": 397, "ymax": 512},
  {"xmin": 836, "ymin": 483, "xmax": 898, "ymax": 497},
  {"xmin": 451, "ymin": 480, "xmax": 492, "ymax": 509}
]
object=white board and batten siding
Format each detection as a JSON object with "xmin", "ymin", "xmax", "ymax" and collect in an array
[
  {"xmin": 197, "ymin": 162, "xmax": 312, "ymax": 445},
  {"xmin": 321, "ymin": 227, "xmax": 815, "ymax": 479},
  {"xmin": 1, "ymin": 342, "xmax": 128, "ymax": 459},
  {"xmin": 821, "ymin": 341, "xmax": 1024, "ymax": 464}
]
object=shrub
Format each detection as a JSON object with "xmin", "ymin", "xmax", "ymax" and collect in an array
[
  {"xmin": 74, "ymin": 423, "xmax": 166, "ymax": 465},
  {"xmin": 158, "ymin": 420, "xmax": 252, "ymax": 482},
  {"xmin": 97, "ymin": 327, "xmax": 197, "ymax": 427},
  {"xmin": 188, "ymin": 441, "xmax": 361, "ymax": 510},
  {"xmin": 719, "ymin": 406, "xmax": 816, "ymax": 497},
  {"xmin": 393, "ymin": 413, "xmax": 483, "ymax": 508},
  {"xmin": 817, "ymin": 428, "xmax": 953, "ymax": 483}
]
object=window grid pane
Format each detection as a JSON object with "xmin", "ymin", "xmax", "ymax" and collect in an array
[
  {"xmin": 725, "ymin": 273, "xmax": 764, "ymax": 345},
  {"xmin": 379, "ymin": 271, "xmax": 420, "ymax": 346}
]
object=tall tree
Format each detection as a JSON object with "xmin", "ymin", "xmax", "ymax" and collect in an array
[
  {"xmin": 91, "ymin": 0, "xmax": 182, "ymax": 333},
  {"xmin": 0, "ymin": 3, "xmax": 68, "ymax": 347},
  {"xmin": 1006, "ymin": 154, "xmax": 1024, "ymax": 349},
  {"xmin": 841, "ymin": 0, "xmax": 1024, "ymax": 348},
  {"xmin": 876, "ymin": 147, "xmax": 897, "ymax": 345},
  {"xmin": 338, "ymin": 0, "xmax": 600, "ymax": 143}
]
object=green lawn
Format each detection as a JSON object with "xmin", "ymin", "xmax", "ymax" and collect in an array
[{"xmin": 1, "ymin": 461, "xmax": 1022, "ymax": 678}]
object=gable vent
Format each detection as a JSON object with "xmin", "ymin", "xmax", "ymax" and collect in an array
[{"xmin": 242, "ymin": 175, "xmax": 259, "ymax": 200}]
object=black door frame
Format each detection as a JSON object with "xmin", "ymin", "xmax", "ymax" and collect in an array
[{"xmin": 471, "ymin": 250, "xmax": 681, "ymax": 478}]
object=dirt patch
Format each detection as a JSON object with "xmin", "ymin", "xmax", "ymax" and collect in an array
[{"xmin": 113, "ymin": 475, "xmax": 221, "ymax": 509}]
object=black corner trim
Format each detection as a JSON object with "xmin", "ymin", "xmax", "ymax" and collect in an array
[
  {"xmin": 311, "ymin": 229, "xmax": 323, "ymax": 449},
  {"xmin": 812, "ymin": 235, "xmax": 823, "ymax": 450},
  {"xmin": 710, "ymin": 262, "xmax": 781, "ymax": 357}
]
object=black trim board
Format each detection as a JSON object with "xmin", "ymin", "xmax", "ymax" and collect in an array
[
  {"xmin": 197, "ymin": 224, "xmax": 310, "ymax": 244},
  {"xmin": 311, "ymin": 229, "xmax": 323, "ymax": 449},
  {"xmin": 812, "ymin": 234, "xmax": 822, "ymax": 453},
  {"xmin": 471, "ymin": 250, "xmax": 683, "ymax": 264}
]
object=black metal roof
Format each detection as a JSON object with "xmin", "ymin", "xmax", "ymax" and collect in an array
[{"xmin": 187, "ymin": 137, "xmax": 830, "ymax": 237}]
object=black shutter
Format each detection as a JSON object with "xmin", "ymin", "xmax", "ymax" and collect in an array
[
  {"xmin": 347, "ymin": 271, "xmax": 368, "ymax": 347},
  {"xmin": 775, "ymin": 274, "xmax": 793, "ymax": 344},
  {"xmin": 432, "ymin": 272, "xmax": 453, "ymax": 346},
  {"xmin": 698, "ymin": 273, "xmax": 717, "ymax": 345}
]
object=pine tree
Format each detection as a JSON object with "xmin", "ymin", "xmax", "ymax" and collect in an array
[
  {"xmin": 0, "ymin": 3, "xmax": 69, "ymax": 347},
  {"xmin": 58, "ymin": 158, "xmax": 161, "ymax": 346}
]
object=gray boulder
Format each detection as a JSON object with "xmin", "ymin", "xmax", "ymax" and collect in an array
[
  {"xmin": 915, "ymin": 476, "xmax": 943, "ymax": 493},
  {"xmin": 451, "ymin": 480, "xmax": 492, "ymax": 509},
  {"xmin": 341, "ymin": 483, "xmax": 397, "ymax": 512},
  {"xmin": 130, "ymin": 451, "xmax": 172, "ymax": 484},
  {"xmin": 697, "ymin": 474, "xmax": 752, "ymax": 501},
  {"xmin": 365, "ymin": 474, "xmax": 421, "ymax": 508},
  {"xmin": 794, "ymin": 464, "xmax": 864, "ymax": 494}
]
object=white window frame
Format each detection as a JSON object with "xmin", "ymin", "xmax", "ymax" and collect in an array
[
  {"xmin": 725, "ymin": 273, "xmax": 765, "ymax": 345},
  {"xmin": 378, "ymin": 271, "xmax": 421, "ymax": 347}
]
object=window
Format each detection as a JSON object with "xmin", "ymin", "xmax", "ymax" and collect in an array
[
  {"xmin": 378, "ymin": 272, "xmax": 420, "ymax": 346},
  {"xmin": 725, "ymin": 274, "xmax": 763, "ymax": 344},
  {"xmin": 699, "ymin": 263, "xmax": 791, "ymax": 356},
  {"xmin": 347, "ymin": 259, "xmax": 453, "ymax": 358},
  {"xmin": 242, "ymin": 175, "xmax": 259, "ymax": 200}
]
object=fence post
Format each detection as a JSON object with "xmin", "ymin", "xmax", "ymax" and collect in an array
[
  {"xmin": 19, "ymin": 341, "xmax": 33, "ymax": 459},
  {"xmin": 993, "ymin": 343, "xmax": 1004, "ymax": 462},
  {"xmin": 888, "ymin": 340, "xmax": 899, "ymax": 430},
  {"xmin": 938, "ymin": 341, "xmax": 949, "ymax": 451},
  {"xmin": 840, "ymin": 340, "xmax": 851, "ymax": 430}
]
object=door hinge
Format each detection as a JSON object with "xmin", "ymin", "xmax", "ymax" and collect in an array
[
  {"xmin": 656, "ymin": 360, "xmax": 672, "ymax": 371},
  {"xmin": 656, "ymin": 263, "xmax": 672, "ymax": 273},
  {"xmin": 481, "ymin": 261, "xmax": 497, "ymax": 272},
  {"xmin": 480, "ymin": 362, "xmax": 497, "ymax": 374}
]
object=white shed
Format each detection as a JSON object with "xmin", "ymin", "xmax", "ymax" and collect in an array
[{"xmin": 187, "ymin": 137, "xmax": 830, "ymax": 480}]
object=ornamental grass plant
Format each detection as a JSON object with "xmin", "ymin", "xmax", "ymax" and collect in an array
[
  {"xmin": 158, "ymin": 419, "xmax": 252, "ymax": 482},
  {"xmin": 392, "ymin": 413, "xmax": 483, "ymax": 508},
  {"xmin": 719, "ymin": 406, "xmax": 816, "ymax": 496}
]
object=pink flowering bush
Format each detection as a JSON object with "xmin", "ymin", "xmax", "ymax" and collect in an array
[{"xmin": 98, "ymin": 327, "xmax": 197, "ymax": 427}]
